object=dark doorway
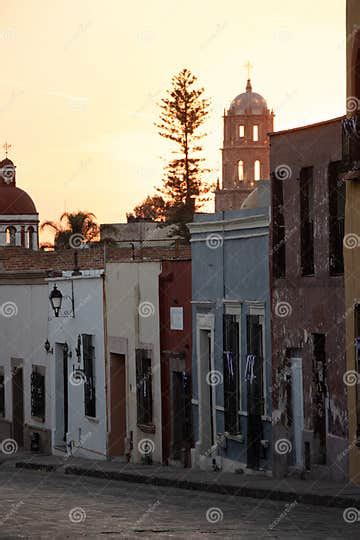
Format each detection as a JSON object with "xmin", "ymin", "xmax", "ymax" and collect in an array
[
  {"xmin": 109, "ymin": 353, "xmax": 126, "ymax": 457},
  {"xmin": 171, "ymin": 371, "xmax": 192, "ymax": 462},
  {"xmin": 12, "ymin": 366, "xmax": 24, "ymax": 447},
  {"xmin": 312, "ymin": 334, "xmax": 327, "ymax": 465},
  {"xmin": 246, "ymin": 315, "xmax": 264, "ymax": 469}
]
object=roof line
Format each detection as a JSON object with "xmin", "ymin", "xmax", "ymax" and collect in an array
[{"xmin": 269, "ymin": 115, "xmax": 345, "ymax": 137}]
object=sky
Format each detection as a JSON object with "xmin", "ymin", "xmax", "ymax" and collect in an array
[{"xmin": 0, "ymin": 0, "xmax": 346, "ymax": 238}]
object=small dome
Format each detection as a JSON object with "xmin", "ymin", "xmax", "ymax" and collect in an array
[
  {"xmin": 0, "ymin": 186, "xmax": 37, "ymax": 215},
  {"xmin": 241, "ymin": 180, "xmax": 270, "ymax": 210},
  {"xmin": 229, "ymin": 79, "xmax": 268, "ymax": 115}
]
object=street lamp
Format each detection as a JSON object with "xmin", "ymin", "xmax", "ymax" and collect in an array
[{"xmin": 49, "ymin": 284, "xmax": 63, "ymax": 317}]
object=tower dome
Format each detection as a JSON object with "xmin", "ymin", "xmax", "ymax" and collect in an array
[
  {"xmin": 0, "ymin": 156, "xmax": 39, "ymax": 249},
  {"xmin": 229, "ymin": 80, "xmax": 268, "ymax": 115}
]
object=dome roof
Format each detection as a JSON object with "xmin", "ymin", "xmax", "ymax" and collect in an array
[
  {"xmin": 0, "ymin": 186, "xmax": 37, "ymax": 215},
  {"xmin": 229, "ymin": 79, "xmax": 268, "ymax": 115},
  {"xmin": 241, "ymin": 180, "xmax": 270, "ymax": 210}
]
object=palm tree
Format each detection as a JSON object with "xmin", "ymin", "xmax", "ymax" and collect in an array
[{"xmin": 41, "ymin": 211, "xmax": 99, "ymax": 249}]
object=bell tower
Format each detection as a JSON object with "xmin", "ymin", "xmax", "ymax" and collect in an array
[{"xmin": 215, "ymin": 78, "xmax": 274, "ymax": 211}]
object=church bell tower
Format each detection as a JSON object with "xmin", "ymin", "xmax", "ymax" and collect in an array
[{"xmin": 215, "ymin": 75, "xmax": 274, "ymax": 211}]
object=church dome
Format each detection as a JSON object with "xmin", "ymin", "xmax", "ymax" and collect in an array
[
  {"xmin": 0, "ymin": 186, "xmax": 37, "ymax": 215},
  {"xmin": 0, "ymin": 158, "xmax": 38, "ymax": 215},
  {"xmin": 241, "ymin": 180, "xmax": 270, "ymax": 210},
  {"xmin": 229, "ymin": 79, "xmax": 268, "ymax": 115}
]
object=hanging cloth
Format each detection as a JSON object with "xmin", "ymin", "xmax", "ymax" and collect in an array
[
  {"xmin": 224, "ymin": 351, "xmax": 234, "ymax": 378},
  {"xmin": 245, "ymin": 354, "xmax": 256, "ymax": 385}
]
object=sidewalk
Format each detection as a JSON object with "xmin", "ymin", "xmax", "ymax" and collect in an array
[{"xmin": 1, "ymin": 451, "xmax": 360, "ymax": 509}]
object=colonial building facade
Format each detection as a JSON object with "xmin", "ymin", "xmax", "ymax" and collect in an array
[
  {"xmin": 0, "ymin": 242, "xmax": 192, "ymax": 464},
  {"xmin": 190, "ymin": 181, "xmax": 272, "ymax": 473},
  {"xmin": 270, "ymin": 118, "xmax": 348, "ymax": 481}
]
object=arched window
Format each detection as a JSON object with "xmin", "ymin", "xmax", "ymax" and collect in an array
[
  {"xmin": 238, "ymin": 161, "xmax": 244, "ymax": 181},
  {"xmin": 253, "ymin": 125, "xmax": 259, "ymax": 141},
  {"xmin": 27, "ymin": 226, "xmax": 34, "ymax": 250},
  {"xmin": 254, "ymin": 160, "xmax": 261, "ymax": 181},
  {"xmin": 5, "ymin": 226, "xmax": 16, "ymax": 246}
]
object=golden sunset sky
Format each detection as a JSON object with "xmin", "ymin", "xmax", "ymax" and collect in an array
[{"xmin": 0, "ymin": 0, "xmax": 345, "ymax": 232}]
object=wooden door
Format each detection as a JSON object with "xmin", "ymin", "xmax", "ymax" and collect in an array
[
  {"xmin": 12, "ymin": 367, "xmax": 24, "ymax": 447},
  {"xmin": 109, "ymin": 354, "xmax": 126, "ymax": 456}
]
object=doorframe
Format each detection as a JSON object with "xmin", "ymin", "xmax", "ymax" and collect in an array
[
  {"xmin": 290, "ymin": 356, "xmax": 304, "ymax": 468},
  {"xmin": 196, "ymin": 313, "xmax": 216, "ymax": 453},
  {"xmin": 11, "ymin": 360, "xmax": 24, "ymax": 447}
]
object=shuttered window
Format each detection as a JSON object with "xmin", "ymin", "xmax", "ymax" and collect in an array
[
  {"xmin": 223, "ymin": 314, "xmax": 239, "ymax": 434},
  {"xmin": 83, "ymin": 334, "xmax": 96, "ymax": 418},
  {"xmin": 246, "ymin": 315, "xmax": 265, "ymax": 416},
  {"xmin": 300, "ymin": 167, "xmax": 315, "ymax": 275},
  {"xmin": 31, "ymin": 366, "xmax": 45, "ymax": 421},
  {"xmin": 328, "ymin": 161, "xmax": 345, "ymax": 275},
  {"xmin": 136, "ymin": 349, "xmax": 153, "ymax": 426}
]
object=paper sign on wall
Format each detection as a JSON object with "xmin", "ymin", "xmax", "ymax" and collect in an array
[{"xmin": 170, "ymin": 307, "xmax": 183, "ymax": 330}]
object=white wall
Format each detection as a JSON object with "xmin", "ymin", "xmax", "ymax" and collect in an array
[
  {"xmin": 47, "ymin": 272, "xmax": 107, "ymax": 459},
  {"xmin": 0, "ymin": 281, "xmax": 49, "ymax": 431}
]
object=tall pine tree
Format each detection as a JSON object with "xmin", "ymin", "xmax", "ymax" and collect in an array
[{"xmin": 156, "ymin": 69, "xmax": 210, "ymax": 238}]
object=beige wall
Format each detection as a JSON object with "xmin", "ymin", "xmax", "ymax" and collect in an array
[
  {"xmin": 105, "ymin": 261, "xmax": 163, "ymax": 463},
  {"xmin": 344, "ymin": 0, "xmax": 360, "ymax": 483}
]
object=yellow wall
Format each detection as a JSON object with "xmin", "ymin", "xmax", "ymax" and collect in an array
[{"xmin": 345, "ymin": 0, "xmax": 360, "ymax": 483}]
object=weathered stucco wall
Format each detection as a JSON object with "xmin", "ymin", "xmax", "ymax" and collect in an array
[{"xmin": 270, "ymin": 118, "xmax": 348, "ymax": 481}]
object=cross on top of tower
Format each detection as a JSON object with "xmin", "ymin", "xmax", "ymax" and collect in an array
[
  {"xmin": 244, "ymin": 61, "xmax": 253, "ymax": 80},
  {"xmin": 3, "ymin": 141, "xmax": 11, "ymax": 158}
]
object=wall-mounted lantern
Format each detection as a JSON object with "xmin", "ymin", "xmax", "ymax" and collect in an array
[
  {"xmin": 49, "ymin": 285, "xmax": 63, "ymax": 317},
  {"xmin": 44, "ymin": 339, "xmax": 53, "ymax": 354}
]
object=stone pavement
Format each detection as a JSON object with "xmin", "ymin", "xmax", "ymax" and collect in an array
[
  {"xmin": 0, "ymin": 467, "xmax": 357, "ymax": 539},
  {"xmin": 1, "ymin": 450, "xmax": 360, "ymax": 509}
]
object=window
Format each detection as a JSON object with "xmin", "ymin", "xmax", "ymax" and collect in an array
[
  {"xmin": 136, "ymin": 349, "xmax": 153, "ymax": 426},
  {"xmin": 253, "ymin": 125, "xmax": 259, "ymax": 141},
  {"xmin": 354, "ymin": 305, "xmax": 360, "ymax": 440},
  {"xmin": 239, "ymin": 125, "xmax": 245, "ymax": 138},
  {"xmin": 31, "ymin": 366, "xmax": 45, "ymax": 420},
  {"xmin": 328, "ymin": 162, "xmax": 345, "ymax": 275},
  {"xmin": 83, "ymin": 334, "xmax": 96, "ymax": 417},
  {"xmin": 272, "ymin": 174, "xmax": 286, "ymax": 278},
  {"xmin": 254, "ymin": 160, "xmax": 261, "ymax": 181},
  {"xmin": 300, "ymin": 167, "xmax": 315, "ymax": 275},
  {"xmin": 5, "ymin": 226, "xmax": 16, "ymax": 246},
  {"xmin": 27, "ymin": 226, "xmax": 35, "ymax": 250},
  {"xmin": 238, "ymin": 160, "xmax": 244, "ymax": 182},
  {"xmin": 223, "ymin": 314, "xmax": 239, "ymax": 434},
  {"xmin": 0, "ymin": 368, "xmax": 5, "ymax": 417},
  {"xmin": 246, "ymin": 315, "xmax": 265, "ymax": 416}
]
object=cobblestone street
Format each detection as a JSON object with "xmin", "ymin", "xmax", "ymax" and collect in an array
[{"xmin": 0, "ymin": 468, "xmax": 358, "ymax": 539}]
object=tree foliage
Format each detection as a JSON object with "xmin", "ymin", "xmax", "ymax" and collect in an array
[
  {"xmin": 156, "ymin": 68, "xmax": 210, "ymax": 234},
  {"xmin": 126, "ymin": 195, "xmax": 168, "ymax": 222},
  {"xmin": 41, "ymin": 211, "xmax": 99, "ymax": 249}
]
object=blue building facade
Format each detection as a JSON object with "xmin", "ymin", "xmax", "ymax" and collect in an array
[{"xmin": 189, "ymin": 181, "xmax": 272, "ymax": 473}]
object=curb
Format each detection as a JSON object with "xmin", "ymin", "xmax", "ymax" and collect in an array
[{"xmin": 12, "ymin": 461, "xmax": 358, "ymax": 509}]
